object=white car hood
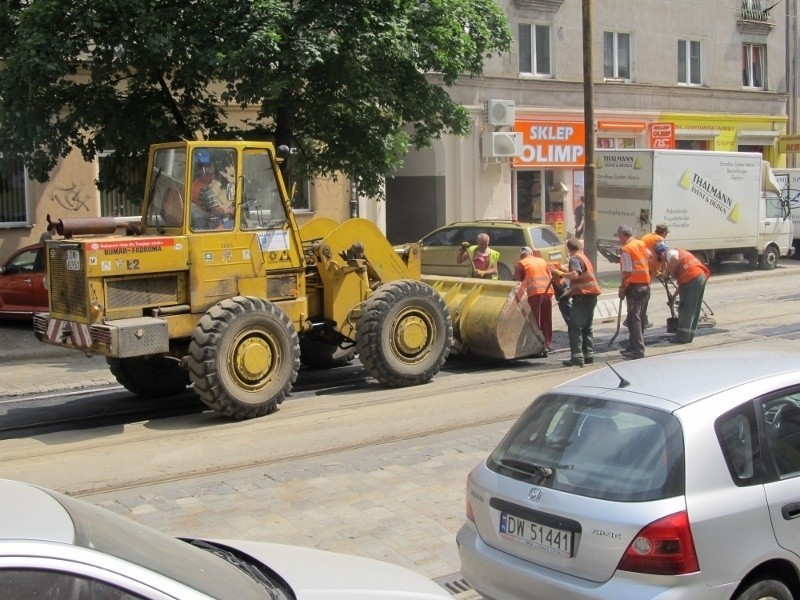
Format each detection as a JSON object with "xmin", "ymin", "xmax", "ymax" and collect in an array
[{"xmin": 211, "ymin": 540, "xmax": 450, "ymax": 599}]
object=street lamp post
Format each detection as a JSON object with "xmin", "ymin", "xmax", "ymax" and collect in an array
[{"xmin": 582, "ymin": 0, "xmax": 598, "ymax": 268}]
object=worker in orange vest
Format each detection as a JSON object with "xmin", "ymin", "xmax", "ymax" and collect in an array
[
  {"xmin": 514, "ymin": 246, "xmax": 554, "ymax": 353},
  {"xmin": 617, "ymin": 224, "xmax": 651, "ymax": 359},
  {"xmin": 655, "ymin": 242, "xmax": 711, "ymax": 344},
  {"xmin": 552, "ymin": 237, "xmax": 602, "ymax": 367},
  {"xmin": 637, "ymin": 223, "xmax": 669, "ymax": 329}
]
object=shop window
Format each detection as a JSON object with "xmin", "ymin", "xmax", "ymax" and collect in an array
[
  {"xmin": 742, "ymin": 43, "xmax": 765, "ymax": 89},
  {"xmin": 518, "ymin": 23, "xmax": 552, "ymax": 76},
  {"xmin": 678, "ymin": 40, "xmax": 701, "ymax": 85},
  {"xmin": 0, "ymin": 157, "xmax": 28, "ymax": 226},
  {"xmin": 597, "ymin": 137, "xmax": 636, "ymax": 149},
  {"xmin": 676, "ymin": 140, "xmax": 711, "ymax": 150},
  {"xmin": 604, "ymin": 31, "xmax": 630, "ymax": 80}
]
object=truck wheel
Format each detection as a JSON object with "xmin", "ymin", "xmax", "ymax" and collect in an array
[
  {"xmin": 759, "ymin": 246, "xmax": 779, "ymax": 270},
  {"xmin": 300, "ymin": 336, "xmax": 356, "ymax": 369},
  {"xmin": 356, "ymin": 280, "xmax": 453, "ymax": 387},
  {"xmin": 186, "ymin": 296, "xmax": 300, "ymax": 419},
  {"xmin": 107, "ymin": 356, "xmax": 189, "ymax": 398}
]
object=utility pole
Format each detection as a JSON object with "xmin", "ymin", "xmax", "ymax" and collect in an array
[{"xmin": 582, "ymin": 0, "xmax": 598, "ymax": 268}]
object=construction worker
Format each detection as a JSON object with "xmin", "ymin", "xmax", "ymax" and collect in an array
[
  {"xmin": 655, "ymin": 242, "xmax": 710, "ymax": 344},
  {"xmin": 637, "ymin": 223, "xmax": 668, "ymax": 328},
  {"xmin": 553, "ymin": 237, "xmax": 602, "ymax": 367},
  {"xmin": 514, "ymin": 246, "xmax": 554, "ymax": 352},
  {"xmin": 457, "ymin": 233, "xmax": 500, "ymax": 279},
  {"xmin": 617, "ymin": 224, "xmax": 651, "ymax": 359}
]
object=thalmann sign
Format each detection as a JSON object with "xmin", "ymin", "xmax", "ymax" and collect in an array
[{"xmin": 513, "ymin": 121, "xmax": 586, "ymax": 168}]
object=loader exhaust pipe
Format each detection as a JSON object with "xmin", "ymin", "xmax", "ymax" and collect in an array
[{"xmin": 47, "ymin": 214, "xmax": 139, "ymax": 238}]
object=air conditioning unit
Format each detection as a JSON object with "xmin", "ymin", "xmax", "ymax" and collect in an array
[
  {"xmin": 485, "ymin": 99, "xmax": 515, "ymax": 126},
  {"xmin": 482, "ymin": 132, "xmax": 523, "ymax": 159}
]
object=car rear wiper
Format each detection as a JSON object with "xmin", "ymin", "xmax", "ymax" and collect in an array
[{"xmin": 497, "ymin": 458, "xmax": 556, "ymax": 479}]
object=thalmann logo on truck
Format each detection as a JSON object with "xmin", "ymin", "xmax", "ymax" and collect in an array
[{"xmin": 678, "ymin": 169, "xmax": 740, "ymax": 224}]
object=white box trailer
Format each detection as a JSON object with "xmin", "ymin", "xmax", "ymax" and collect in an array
[
  {"xmin": 595, "ymin": 149, "xmax": 794, "ymax": 269},
  {"xmin": 771, "ymin": 168, "xmax": 800, "ymax": 255}
]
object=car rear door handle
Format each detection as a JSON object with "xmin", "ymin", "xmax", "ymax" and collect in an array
[{"xmin": 781, "ymin": 502, "xmax": 800, "ymax": 520}]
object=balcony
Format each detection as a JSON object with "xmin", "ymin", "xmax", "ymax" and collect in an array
[
  {"xmin": 513, "ymin": 0, "xmax": 565, "ymax": 12},
  {"xmin": 737, "ymin": 6, "xmax": 775, "ymax": 35}
]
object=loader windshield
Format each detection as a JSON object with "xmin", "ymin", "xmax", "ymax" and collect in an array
[
  {"xmin": 241, "ymin": 150, "xmax": 287, "ymax": 230},
  {"xmin": 146, "ymin": 147, "xmax": 187, "ymax": 229}
]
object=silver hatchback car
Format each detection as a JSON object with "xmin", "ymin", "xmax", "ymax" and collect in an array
[{"xmin": 457, "ymin": 350, "xmax": 800, "ymax": 600}]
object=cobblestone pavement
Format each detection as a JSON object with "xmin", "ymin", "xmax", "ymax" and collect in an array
[{"xmin": 84, "ymin": 421, "xmax": 508, "ymax": 598}]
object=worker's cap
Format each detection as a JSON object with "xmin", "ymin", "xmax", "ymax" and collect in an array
[
  {"xmin": 520, "ymin": 246, "xmax": 533, "ymax": 255},
  {"xmin": 194, "ymin": 149, "xmax": 211, "ymax": 165},
  {"xmin": 616, "ymin": 224, "xmax": 633, "ymax": 237},
  {"xmin": 655, "ymin": 241, "xmax": 668, "ymax": 256},
  {"xmin": 655, "ymin": 223, "xmax": 670, "ymax": 234}
]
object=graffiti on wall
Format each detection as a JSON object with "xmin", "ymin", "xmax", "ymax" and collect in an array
[{"xmin": 48, "ymin": 183, "xmax": 90, "ymax": 213}]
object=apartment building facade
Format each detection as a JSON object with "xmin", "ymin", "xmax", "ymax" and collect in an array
[
  {"xmin": 385, "ymin": 0, "xmax": 791, "ymax": 243},
  {"xmin": 0, "ymin": 0, "xmax": 791, "ymax": 262}
]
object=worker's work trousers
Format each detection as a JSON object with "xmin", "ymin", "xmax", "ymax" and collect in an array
[
  {"xmin": 675, "ymin": 274, "xmax": 707, "ymax": 343},
  {"xmin": 625, "ymin": 284, "xmax": 650, "ymax": 356},
  {"xmin": 527, "ymin": 294, "xmax": 553, "ymax": 348},
  {"xmin": 567, "ymin": 294, "xmax": 598, "ymax": 362}
]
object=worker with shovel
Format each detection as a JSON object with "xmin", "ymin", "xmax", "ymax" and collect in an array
[
  {"xmin": 553, "ymin": 237, "xmax": 602, "ymax": 367},
  {"xmin": 654, "ymin": 242, "xmax": 710, "ymax": 344}
]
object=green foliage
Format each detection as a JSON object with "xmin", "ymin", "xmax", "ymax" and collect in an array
[{"xmin": 0, "ymin": 0, "xmax": 510, "ymax": 199}]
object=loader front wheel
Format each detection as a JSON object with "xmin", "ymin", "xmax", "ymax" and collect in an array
[
  {"xmin": 107, "ymin": 356, "xmax": 189, "ymax": 398},
  {"xmin": 186, "ymin": 296, "xmax": 300, "ymax": 419},
  {"xmin": 356, "ymin": 280, "xmax": 452, "ymax": 387}
]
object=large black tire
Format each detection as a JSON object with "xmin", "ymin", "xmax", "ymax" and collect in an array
[
  {"xmin": 300, "ymin": 336, "xmax": 356, "ymax": 370},
  {"xmin": 186, "ymin": 296, "xmax": 300, "ymax": 419},
  {"xmin": 356, "ymin": 280, "xmax": 453, "ymax": 387},
  {"xmin": 734, "ymin": 578, "xmax": 792, "ymax": 600},
  {"xmin": 759, "ymin": 245, "xmax": 780, "ymax": 270},
  {"xmin": 107, "ymin": 356, "xmax": 189, "ymax": 398}
]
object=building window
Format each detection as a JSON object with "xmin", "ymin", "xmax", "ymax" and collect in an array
[
  {"xmin": 742, "ymin": 43, "xmax": 764, "ymax": 89},
  {"xmin": 518, "ymin": 23, "xmax": 552, "ymax": 76},
  {"xmin": 98, "ymin": 154, "xmax": 142, "ymax": 217},
  {"xmin": 604, "ymin": 31, "xmax": 630, "ymax": 80},
  {"xmin": 597, "ymin": 137, "xmax": 636, "ymax": 149},
  {"xmin": 678, "ymin": 40, "xmax": 701, "ymax": 85},
  {"xmin": 0, "ymin": 157, "xmax": 28, "ymax": 225}
]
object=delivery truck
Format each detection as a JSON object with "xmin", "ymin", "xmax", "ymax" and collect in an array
[
  {"xmin": 595, "ymin": 149, "xmax": 794, "ymax": 269},
  {"xmin": 771, "ymin": 168, "xmax": 800, "ymax": 257}
]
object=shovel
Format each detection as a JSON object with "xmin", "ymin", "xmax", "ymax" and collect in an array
[
  {"xmin": 607, "ymin": 296, "xmax": 624, "ymax": 348},
  {"xmin": 659, "ymin": 276, "xmax": 679, "ymax": 333}
]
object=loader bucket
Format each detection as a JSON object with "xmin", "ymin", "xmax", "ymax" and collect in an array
[{"xmin": 422, "ymin": 275, "xmax": 546, "ymax": 360}]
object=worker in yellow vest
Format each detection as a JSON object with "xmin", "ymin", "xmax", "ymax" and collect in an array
[{"xmin": 457, "ymin": 232, "xmax": 500, "ymax": 279}]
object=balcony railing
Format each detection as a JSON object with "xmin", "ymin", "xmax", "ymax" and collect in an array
[{"xmin": 737, "ymin": 5, "xmax": 775, "ymax": 34}]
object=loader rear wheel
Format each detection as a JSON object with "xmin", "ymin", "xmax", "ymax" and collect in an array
[
  {"xmin": 356, "ymin": 280, "xmax": 452, "ymax": 387},
  {"xmin": 107, "ymin": 356, "xmax": 189, "ymax": 398},
  {"xmin": 186, "ymin": 296, "xmax": 300, "ymax": 419},
  {"xmin": 300, "ymin": 336, "xmax": 356, "ymax": 369},
  {"xmin": 497, "ymin": 263, "xmax": 514, "ymax": 281}
]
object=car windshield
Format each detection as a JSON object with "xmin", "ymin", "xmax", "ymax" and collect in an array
[
  {"xmin": 47, "ymin": 489, "xmax": 267, "ymax": 600},
  {"xmin": 489, "ymin": 393, "xmax": 685, "ymax": 502}
]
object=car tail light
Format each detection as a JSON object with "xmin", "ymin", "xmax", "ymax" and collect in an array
[
  {"xmin": 617, "ymin": 511, "xmax": 699, "ymax": 575},
  {"xmin": 465, "ymin": 480, "xmax": 475, "ymax": 523}
]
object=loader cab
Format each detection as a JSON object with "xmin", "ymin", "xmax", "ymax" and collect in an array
[{"xmin": 143, "ymin": 142, "xmax": 292, "ymax": 236}]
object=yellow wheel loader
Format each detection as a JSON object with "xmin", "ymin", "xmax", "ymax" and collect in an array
[{"xmin": 34, "ymin": 141, "xmax": 546, "ymax": 419}]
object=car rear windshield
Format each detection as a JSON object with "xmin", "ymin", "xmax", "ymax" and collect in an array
[{"xmin": 488, "ymin": 393, "xmax": 685, "ymax": 502}]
